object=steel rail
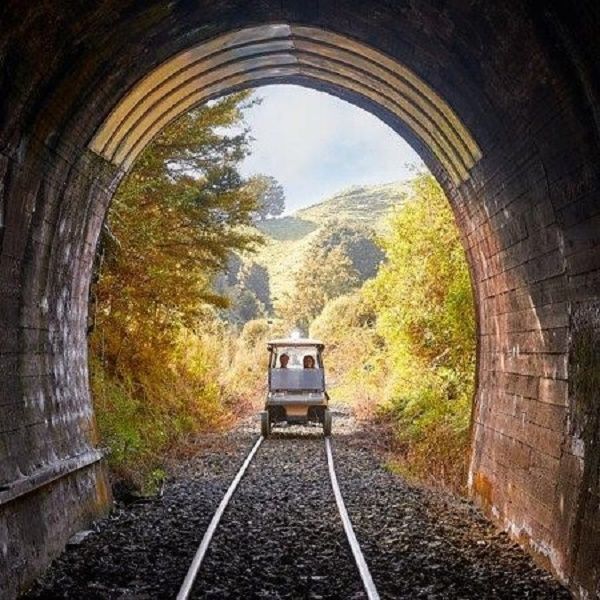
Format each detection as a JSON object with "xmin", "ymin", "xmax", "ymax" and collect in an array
[
  {"xmin": 176, "ymin": 435, "xmax": 264, "ymax": 600},
  {"xmin": 177, "ymin": 431, "xmax": 380, "ymax": 600},
  {"xmin": 325, "ymin": 437, "xmax": 380, "ymax": 600}
]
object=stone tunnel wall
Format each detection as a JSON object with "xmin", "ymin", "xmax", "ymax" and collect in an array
[
  {"xmin": 0, "ymin": 1, "xmax": 599, "ymax": 598},
  {"xmin": 0, "ymin": 134, "xmax": 118, "ymax": 594}
]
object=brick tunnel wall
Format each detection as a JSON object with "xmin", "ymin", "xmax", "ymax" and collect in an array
[{"xmin": 0, "ymin": 1, "xmax": 599, "ymax": 597}]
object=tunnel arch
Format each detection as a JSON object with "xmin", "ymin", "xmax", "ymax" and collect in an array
[
  {"xmin": 1, "ymin": 2, "xmax": 599, "ymax": 598},
  {"xmin": 89, "ymin": 24, "xmax": 481, "ymax": 182}
]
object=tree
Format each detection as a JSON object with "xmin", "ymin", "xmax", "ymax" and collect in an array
[
  {"xmin": 233, "ymin": 287, "xmax": 265, "ymax": 324},
  {"xmin": 92, "ymin": 92, "xmax": 263, "ymax": 356},
  {"xmin": 213, "ymin": 252, "xmax": 243, "ymax": 294},
  {"xmin": 214, "ymin": 257, "xmax": 272, "ymax": 325},
  {"xmin": 249, "ymin": 174, "xmax": 286, "ymax": 220},
  {"xmin": 239, "ymin": 262, "xmax": 272, "ymax": 312},
  {"xmin": 362, "ymin": 173, "xmax": 476, "ymax": 489},
  {"xmin": 277, "ymin": 221, "xmax": 382, "ymax": 330},
  {"xmin": 88, "ymin": 92, "xmax": 265, "ymax": 482},
  {"xmin": 240, "ymin": 318, "xmax": 270, "ymax": 349},
  {"xmin": 280, "ymin": 245, "xmax": 359, "ymax": 330},
  {"xmin": 309, "ymin": 221, "xmax": 385, "ymax": 282},
  {"xmin": 366, "ymin": 173, "xmax": 475, "ymax": 374},
  {"xmin": 304, "ymin": 173, "xmax": 476, "ymax": 490}
]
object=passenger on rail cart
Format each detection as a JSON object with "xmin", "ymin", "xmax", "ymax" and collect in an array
[
  {"xmin": 261, "ymin": 338, "xmax": 331, "ymax": 437},
  {"xmin": 303, "ymin": 355, "xmax": 315, "ymax": 368}
]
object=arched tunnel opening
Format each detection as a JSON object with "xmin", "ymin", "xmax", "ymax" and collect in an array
[
  {"xmin": 85, "ymin": 78, "xmax": 478, "ymax": 489},
  {"xmin": 1, "ymin": 2, "xmax": 599, "ymax": 597}
]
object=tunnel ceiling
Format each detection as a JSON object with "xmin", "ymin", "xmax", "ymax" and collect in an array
[{"xmin": 89, "ymin": 24, "xmax": 481, "ymax": 183}]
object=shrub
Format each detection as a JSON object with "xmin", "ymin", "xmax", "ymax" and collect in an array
[{"xmin": 309, "ymin": 173, "xmax": 475, "ymax": 493}]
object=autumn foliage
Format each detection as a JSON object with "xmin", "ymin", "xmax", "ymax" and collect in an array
[
  {"xmin": 89, "ymin": 88, "xmax": 475, "ymax": 495},
  {"xmin": 89, "ymin": 93, "xmax": 266, "ymax": 488}
]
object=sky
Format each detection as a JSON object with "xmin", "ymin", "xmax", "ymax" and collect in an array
[{"xmin": 237, "ymin": 85, "xmax": 423, "ymax": 214}]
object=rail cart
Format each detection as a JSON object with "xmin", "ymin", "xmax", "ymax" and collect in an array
[{"xmin": 261, "ymin": 338, "xmax": 331, "ymax": 437}]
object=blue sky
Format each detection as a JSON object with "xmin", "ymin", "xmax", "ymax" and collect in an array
[{"xmin": 238, "ymin": 85, "xmax": 423, "ymax": 214}]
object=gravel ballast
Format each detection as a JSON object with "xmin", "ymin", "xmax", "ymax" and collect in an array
[{"xmin": 23, "ymin": 408, "xmax": 570, "ymax": 599}]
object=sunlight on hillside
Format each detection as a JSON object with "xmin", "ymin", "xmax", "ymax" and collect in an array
[{"xmin": 253, "ymin": 181, "xmax": 411, "ymax": 304}]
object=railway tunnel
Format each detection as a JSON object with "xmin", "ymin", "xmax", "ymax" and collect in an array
[{"xmin": 0, "ymin": 1, "xmax": 599, "ymax": 597}]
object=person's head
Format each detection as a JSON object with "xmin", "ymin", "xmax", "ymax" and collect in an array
[
  {"xmin": 303, "ymin": 355, "xmax": 315, "ymax": 368},
  {"xmin": 279, "ymin": 353, "xmax": 289, "ymax": 368}
]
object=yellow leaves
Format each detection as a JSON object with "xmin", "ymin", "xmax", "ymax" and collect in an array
[
  {"xmin": 304, "ymin": 173, "xmax": 475, "ymax": 491},
  {"xmin": 88, "ymin": 93, "xmax": 267, "ymax": 487}
]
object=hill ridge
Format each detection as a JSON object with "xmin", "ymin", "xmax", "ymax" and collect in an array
[
  {"xmin": 257, "ymin": 179, "xmax": 410, "ymax": 239},
  {"xmin": 296, "ymin": 180, "xmax": 410, "ymax": 224},
  {"xmin": 252, "ymin": 179, "xmax": 411, "ymax": 303}
]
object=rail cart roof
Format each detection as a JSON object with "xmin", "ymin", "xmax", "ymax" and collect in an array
[{"xmin": 267, "ymin": 338, "xmax": 324, "ymax": 348}]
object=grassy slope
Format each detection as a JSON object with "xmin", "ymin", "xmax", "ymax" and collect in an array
[
  {"xmin": 256, "ymin": 216, "xmax": 317, "ymax": 241},
  {"xmin": 297, "ymin": 182, "xmax": 409, "ymax": 229},
  {"xmin": 252, "ymin": 181, "xmax": 410, "ymax": 303}
]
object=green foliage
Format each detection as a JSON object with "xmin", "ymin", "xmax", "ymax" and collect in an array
[
  {"xmin": 249, "ymin": 174, "xmax": 286, "ymax": 220},
  {"xmin": 240, "ymin": 318, "xmax": 271, "ymax": 348},
  {"xmin": 296, "ymin": 181, "xmax": 409, "ymax": 229},
  {"xmin": 308, "ymin": 221, "xmax": 384, "ymax": 281},
  {"xmin": 311, "ymin": 173, "xmax": 475, "ymax": 492},
  {"xmin": 366, "ymin": 173, "xmax": 475, "ymax": 386},
  {"xmin": 90, "ymin": 321, "xmax": 229, "ymax": 489},
  {"xmin": 219, "ymin": 318, "xmax": 271, "ymax": 412},
  {"xmin": 215, "ymin": 257, "xmax": 272, "ymax": 325},
  {"xmin": 311, "ymin": 291, "xmax": 376, "ymax": 338},
  {"xmin": 310, "ymin": 291, "xmax": 381, "ymax": 412},
  {"xmin": 251, "ymin": 181, "xmax": 409, "ymax": 305},
  {"xmin": 372, "ymin": 174, "xmax": 476, "ymax": 490},
  {"xmin": 219, "ymin": 253, "xmax": 243, "ymax": 288},
  {"xmin": 278, "ymin": 221, "xmax": 383, "ymax": 330},
  {"xmin": 280, "ymin": 245, "xmax": 359, "ymax": 331},
  {"xmin": 230, "ymin": 286, "xmax": 266, "ymax": 324},
  {"xmin": 255, "ymin": 216, "xmax": 317, "ymax": 241},
  {"xmin": 239, "ymin": 262, "xmax": 272, "ymax": 311}
]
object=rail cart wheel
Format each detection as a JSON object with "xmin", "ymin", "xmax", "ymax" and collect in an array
[
  {"xmin": 261, "ymin": 411, "xmax": 271, "ymax": 437},
  {"xmin": 323, "ymin": 409, "xmax": 332, "ymax": 436}
]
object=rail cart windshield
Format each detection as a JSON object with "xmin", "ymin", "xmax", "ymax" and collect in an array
[{"xmin": 268, "ymin": 340, "xmax": 325, "ymax": 392}]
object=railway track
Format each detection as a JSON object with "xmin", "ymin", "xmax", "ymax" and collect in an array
[
  {"xmin": 24, "ymin": 408, "xmax": 572, "ymax": 599},
  {"xmin": 177, "ymin": 431, "xmax": 380, "ymax": 600}
]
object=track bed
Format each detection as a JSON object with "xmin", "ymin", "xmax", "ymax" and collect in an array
[{"xmin": 24, "ymin": 409, "xmax": 570, "ymax": 599}]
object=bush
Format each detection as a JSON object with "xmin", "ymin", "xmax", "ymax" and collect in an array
[
  {"xmin": 310, "ymin": 173, "xmax": 475, "ymax": 492},
  {"xmin": 89, "ymin": 92, "xmax": 265, "ymax": 490},
  {"xmin": 219, "ymin": 319, "xmax": 271, "ymax": 414},
  {"xmin": 90, "ymin": 322, "xmax": 232, "ymax": 490}
]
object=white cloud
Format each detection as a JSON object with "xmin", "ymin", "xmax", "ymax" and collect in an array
[{"xmin": 238, "ymin": 85, "xmax": 424, "ymax": 212}]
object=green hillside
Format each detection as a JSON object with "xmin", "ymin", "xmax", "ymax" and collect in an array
[
  {"xmin": 297, "ymin": 181, "xmax": 409, "ymax": 229},
  {"xmin": 251, "ymin": 180, "xmax": 410, "ymax": 304},
  {"xmin": 255, "ymin": 216, "xmax": 317, "ymax": 241}
]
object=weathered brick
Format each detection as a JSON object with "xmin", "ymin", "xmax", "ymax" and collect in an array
[
  {"xmin": 485, "ymin": 302, "xmax": 569, "ymax": 334},
  {"xmin": 485, "ymin": 351, "xmax": 568, "ymax": 379},
  {"xmin": 483, "ymin": 328, "xmax": 569, "ymax": 354},
  {"xmin": 567, "ymin": 245, "xmax": 600, "ymax": 276},
  {"xmin": 493, "ymin": 371, "xmax": 539, "ymax": 399},
  {"xmin": 538, "ymin": 378, "xmax": 568, "ymax": 406},
  {"xmin": 528, "ymin": 401, "xmax": 567, "ymax": 432}
]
